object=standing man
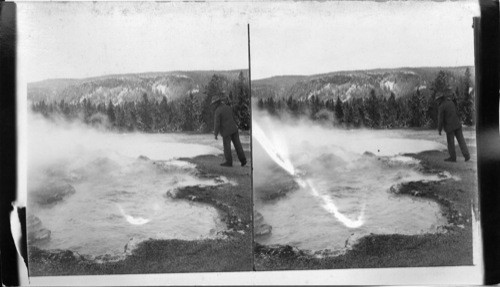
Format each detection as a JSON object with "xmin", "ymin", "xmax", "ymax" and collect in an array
[
  {"xmin": 213, "ymin": 94, "xmax": 247, "ymax": 167},
  {"xmin": 437, "ymin": 91, "xmax": 471, "ymax": 162}
]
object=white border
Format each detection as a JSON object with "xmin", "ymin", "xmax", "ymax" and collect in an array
[{"xmin": 15, "ymin": 1, "xmax": 483, "ymax": 285}]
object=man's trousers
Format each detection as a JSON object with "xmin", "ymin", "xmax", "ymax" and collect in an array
[
  {"xmin": 222, "ymin": 131, "xmax": 246, "ymax": 164},
  {"xmin": 446, "ymin": 128, "xmax": 470, "ymax": 160}
]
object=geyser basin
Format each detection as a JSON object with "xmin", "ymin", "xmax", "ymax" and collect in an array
[
  {"xmin": 253, "ymin": 116, "xmax": 453, "ymax": 253},
  {"xmin": 29, "ymin": 158, "xmax": 229, "ymax": 257},
  {"xmin": 29, "ymin": 157, "xmax": 228, "ymax": 259},
  {"xmin": 255, "ymin": 158, "xmax": 449, "ymax": 252},
  {"xmin": 27, "ymin": 116, "xmax": 228, "ymax": 260}
]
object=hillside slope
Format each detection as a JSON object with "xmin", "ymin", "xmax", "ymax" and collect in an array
[
  {"xmin": 28, "ymin": 70, "xmax": 248, "ymax": 104},
  {"xmin": 252, "ymin": 66, "xmax": 474, "ymax": 101}
]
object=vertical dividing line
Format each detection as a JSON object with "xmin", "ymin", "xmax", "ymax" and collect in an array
[
  {"xmin": 248, "ymin": 24, "xmax": 252, "ymax": 94},
  {"xmin": 248, "ymin": 23, "xmax": 252, "ymax": 164},
  {"xmin": 472, "ymin": 15, "xmax": 481, "ymax": 249},
  {"xmin": 248, "ymin": 23, "xmax": 252, "ymax": 162},
  {"xmin": 473, "ymin": 17, "xmax": 480, "ymax": 122},
  {"xmin": 247, "ymin": 22, "xmax": 256, "ymax": 271}
]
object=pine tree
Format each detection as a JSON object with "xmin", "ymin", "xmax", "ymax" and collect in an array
[
  {"xmin": 266, "ymin": 97, "xmax": 276, "ymax": 115},
  {"xmin": 343, "ymin": 101, "xmax": 353, "ymax": 126},
  {"xmin": 459, "ymin": 68, "xmax": 474, "ymax": 126},
  {"xmin": 309, "ymin": 95, "xmax": 320, "ymax": 119},
  {"xmin": 150, "ymin": 101, "xmax": 161, "ymax": 132},
  {"xmin": 386, "ymin": 92, "xmax": 398, "ymax": 128},
  {"xmin": 409, "ymin": 88, "xmax": 426, "ymax": 127},
  {"xmin": 115, "ymin": 104, "xmax": 125, "ymax": 130},
  {"xmin": 97, "ymin": 102, "xmax": 106, "ymax": 114},
  {"xmin": 334, "ymin": 96, "xmax": 344, "ymax": 124},
  {"xmin": 58, "ymin": 100, "xmax": 70, "ymax": 119},
  {"xmin": 233, "ymin": 71, "xmax": 251, "ymax": 130},
  {"xmin": 137, "ymin": 93, "xmax": 152, "ymax": 132},
  {"xmin": 326, "ymin": 99, "xmax": 335, "ymax": 111},
  {"xmin": 106, "ymin": 100, "xmax": 116, "ymax": 126},
  {"xmin": 158, "ymin": 96, "xmax": 170, "ymax": 132},
  {"xmin": 180, "ymin": 92, "xmax": 197, "ymax": 131},
  {"xmin": 364, "ymin": 89, "xmax": 381, "ymax": 128},
  {"xmin": 380, "ymin": 96, "xmax": 389, "ymax": 128},
  {"xmin": 395, "ymin": 97, "xmax": 410, "ymax": 127},
  {"xmin": 286, "ymin": 96, "xmax": 299, "ymax": 116},
  {"xmin": 278, "ymin": 98, "xmax": 285, "ymax": 113},
  {"xmin": 355, "ymin": 98, "xmax": 365, "ymax": 127},
  {"xmin": 82, "ymin": 98, "xmax": 94, "ymax": 124},
  {"xmin": 257, "ymin": 98, "xmax": 264, "ymax": 110},
  {"xmin": 123, "ymin": 101, "xmax": 137, "ymax": 131}
]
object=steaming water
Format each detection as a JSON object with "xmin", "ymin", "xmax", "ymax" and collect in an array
[
  {"xmin": 27, "ymin": 115, "xmax": 229, "ymax": 260},
  {"xmin": 253, "ymin": 115, "xmax": 453, "ymax": 253}
]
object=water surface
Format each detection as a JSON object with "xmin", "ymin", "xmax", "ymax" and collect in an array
[
  {"xmin": 253, "ymin": 115, "xmax": 452, "ymax": 253},
  {"xmin": 28, "ymin": 116, "xmax": 229, "ymax": 259}
]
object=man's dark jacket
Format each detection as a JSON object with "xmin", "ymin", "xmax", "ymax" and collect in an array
[
  {"xmin": 214, "ymin": 104, "xmax": 238, "ymax": 137},
  {"xmin": 438, "ymin": 99, "xmax": 462, "ymax": 133}
]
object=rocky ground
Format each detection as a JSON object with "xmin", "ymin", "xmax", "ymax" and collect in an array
[
  {"xmin": 28, "ymin": 147, "xmax": 253, "ymax": 275},
  {"xmin": 254, "ymin": 140, "xmax": 477, "ymax": 270}
]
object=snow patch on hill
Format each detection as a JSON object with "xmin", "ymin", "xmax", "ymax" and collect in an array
[
  {"xmin": 345, "ymin": 84, "xmax": 359, "ymax": 100},
  {"xmin": 383, "ymin": 80, "xmax": 395, "ymax": 91},
  {"xmin": 116, "ymin": 88, "xmax": 130, "ymax": 105},
  {"xmin": 154, "ymin": 84, "xmax": 168, "ymax": 95},
  {"xmin": 174, "ymin": 74, "xmax": 189, "ymax": 79}
]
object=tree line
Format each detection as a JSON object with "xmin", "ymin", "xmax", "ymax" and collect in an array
[
  {"xmin": 257, "ymin": 69, "xmax": 474, "ymax": 129},
  {"xmin": 31, "ymin": 72, "xmax": 251, "ymax": 133}
]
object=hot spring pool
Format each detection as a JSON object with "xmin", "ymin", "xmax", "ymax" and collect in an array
[
  {"xmin": 27, "ymin": 118, "xmax": 228, "ymax": 260},
  {"xmin": 253, "ymin": 117, "xmax": 455, "ymax": 253},
  {"xmin": 255, "ymin": 155, "xmax": 451, "ymax": 252},
  {"xmin": 29, "ymin": 157, "xmax": 228, "ymax": 260}
]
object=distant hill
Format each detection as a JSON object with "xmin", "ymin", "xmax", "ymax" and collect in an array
[
  {"xmin": 252, "ymin": 66, "xmax": 474, "ymax": 101},
  {"xmin": 28, "ymin": 70, "xmax": 248, "ymax": 105}
]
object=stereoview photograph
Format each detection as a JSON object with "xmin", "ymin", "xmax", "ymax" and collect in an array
[
  {"xmin": 22, "ymin": 2, "xmax": 252, "ymax": 275},
  {"xmin": 251, "ymin": 1, "xmax": 479, "ymax": 270}
]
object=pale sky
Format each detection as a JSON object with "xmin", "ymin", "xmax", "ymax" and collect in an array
[
  {"xmin": 249, "ymin": 1, "xmax": 479, "ymax": 79},
  {"xmin": 18, "ymin": 2, "xmax": 250, "ymax": 82},
  {"xmin": 17, "ymin": 1, "xmax": 478, "ymax": 82}
]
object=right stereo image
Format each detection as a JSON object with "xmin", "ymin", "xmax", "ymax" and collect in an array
[{"xmin": 250, "ymin": 1, "xmax": 479, "ymax": 271}]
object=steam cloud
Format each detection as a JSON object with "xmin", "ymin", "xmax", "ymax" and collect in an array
[
  {"xmin": 26, "ymin": 111, "xmax": 226, "ymax": 257},
  {"xmin": 252, "ymin": 107, "xmax": 447, "ymax": 229}
]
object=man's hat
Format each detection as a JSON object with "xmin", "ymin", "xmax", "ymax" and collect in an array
[
  {"xmin": 211, "ymin": 90, "xmax": 227, "ymax": 105},
  {"xmin": 211, "ymin": 97, "xmax": 223, "ymax": 105},
  {"xmin": 436, "ymin": 87, "xmax": 452, "ymax": 101}
]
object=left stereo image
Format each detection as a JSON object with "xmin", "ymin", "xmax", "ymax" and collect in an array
[{"xmin": 20, "ymin": 2, "xmax": 253, "ymax": 275}]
